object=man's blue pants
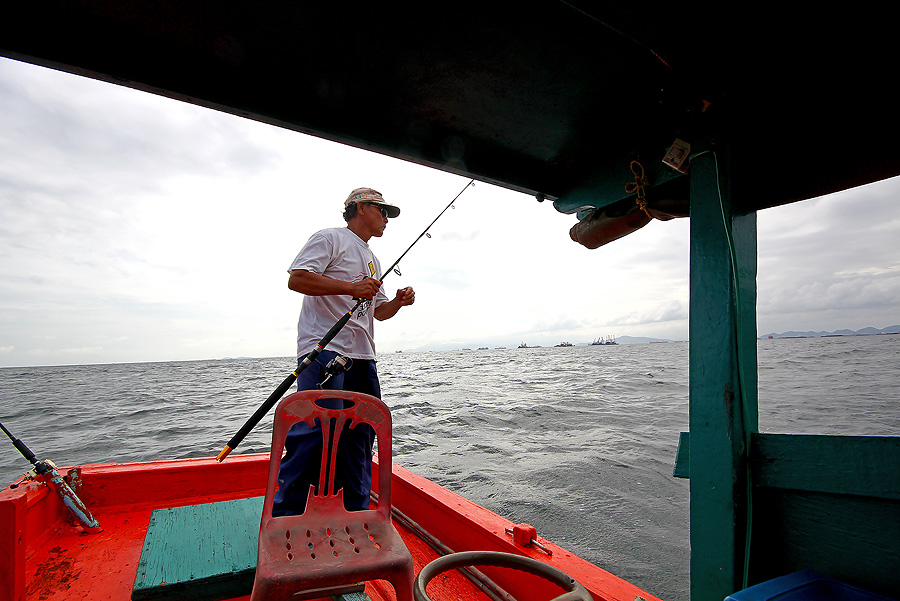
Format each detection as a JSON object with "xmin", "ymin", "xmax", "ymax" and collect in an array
[{"xmin": 271, "ymin": 350, "xmax": 381, "ymax": 516}]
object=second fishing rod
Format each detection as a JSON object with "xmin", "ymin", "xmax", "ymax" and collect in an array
[{"xmin": 216, "ymin": 179, "xmax": 474, "ymax": 462}]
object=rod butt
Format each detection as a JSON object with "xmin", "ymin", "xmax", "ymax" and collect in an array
[{"xmin": 216, "ymin": 446, "xmax": 233, "ymax": 462}]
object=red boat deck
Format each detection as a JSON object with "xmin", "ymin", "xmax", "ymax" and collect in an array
[
  {"xmin": 18, "ymin": 493, "xmax": 480, "ymax": 601},
  {"xmin": 1, "ymin": 454, "xmax": 661, "ymax": 601}
]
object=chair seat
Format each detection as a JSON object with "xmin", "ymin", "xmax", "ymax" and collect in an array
[{"xmin": 256, "ymin": 510, "xmax": 411, "ymax": 592}]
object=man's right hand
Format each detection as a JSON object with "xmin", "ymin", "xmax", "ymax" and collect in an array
[{"xmin": 349, "ymin": 276, "xmax": 383, "ymax": 299}]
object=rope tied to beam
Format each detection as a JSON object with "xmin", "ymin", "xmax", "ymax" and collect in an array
[{"xmin": 625, "ymin": 160, "xmax": 653, "ymax": 219}]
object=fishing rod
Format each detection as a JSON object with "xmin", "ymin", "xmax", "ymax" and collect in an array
[
  {"xmin": 2, "ymin": 420, "xmax": 102, "ymax": 533},
  {"xmin": 216, "ymin": 179, "xmax": 475, "ymax": 462},
  {"xmin": 382, "ymin": 179, "xmax": 474, "ymax": 277}
]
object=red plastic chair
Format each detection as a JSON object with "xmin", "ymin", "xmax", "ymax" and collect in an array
[{"xmin": 250, "ymin": 389, "xmax": 414, "ymax": 601}]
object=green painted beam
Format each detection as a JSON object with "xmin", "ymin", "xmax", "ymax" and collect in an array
[
  {"xmin": 752, "ymin": 434, "xmax": 900, "ymax": 499},
  {"xmin": 675, "ymin": 432, "xmax": 900, "ymax": 499},
  {"xmin": 688, "ymin": 150, "xmax": 758, "ymax": 601}
]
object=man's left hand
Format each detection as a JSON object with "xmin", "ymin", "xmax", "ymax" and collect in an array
[{"xmin": 395, "ymin": 287, "xmax": 415, "ymax": 306}]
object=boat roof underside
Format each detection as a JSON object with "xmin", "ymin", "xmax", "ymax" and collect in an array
[{"xmin": 2, "ymin": 3, "xmax": 898, "ymax": 215}]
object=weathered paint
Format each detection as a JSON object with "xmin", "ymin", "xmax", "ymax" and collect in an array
[
  {"xmin": 688, "ymin": 150, "xmax": 758, "ymax": 601},
  {"xmin": 0, "ymin": 488, "xmax": 26, "ymax": 601},
  {"xmin": 132, "ymin": 496, "xmax": 263, "ymax": 600},
  {"xmin": 39, "ymin": 467, "xmax": 102, "ymax": 533},
  {"xmin": 1, "ymin": 453, "xmax": 660, "ymax": 601}
]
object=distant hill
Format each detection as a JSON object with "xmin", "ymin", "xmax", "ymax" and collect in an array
[
  {"xmin": 759, "ymin": 325, "xmax": 900, "ymax": 339},
  {"xmin": 615, "ymin": 335, "xmax": 681, "ymax": 344},
  {"xmin": 401, "ymin": 335, "xmax": 681, "ymax": 352},
  {"xmin": 395, "ymin": 327, "xmax": 897, "ymax": 353}
]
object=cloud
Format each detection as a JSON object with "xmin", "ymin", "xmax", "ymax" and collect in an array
[
  {"xmin": 757, "ymin": 182, "xmax": 900, "ymax": 331},
  {"xmin": 759, "ymin": 185, "xmax": 898, "ymax": 261},
  {"xmin": 609, "ymin": 300, "xmax": 688, "ymax": 327},
  {"xmin": 760, "ymin": 270, "xmax": 900, "ymax": 316}
]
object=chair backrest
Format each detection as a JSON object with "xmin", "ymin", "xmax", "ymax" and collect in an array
[{"xmin": 260, "ymin": 389, "xmax": 393, "ymax": 522}]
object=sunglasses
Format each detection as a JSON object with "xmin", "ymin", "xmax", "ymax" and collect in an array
[{"xmin": 364, "ymin": 203, "xmax": 390, "ymax": 218}]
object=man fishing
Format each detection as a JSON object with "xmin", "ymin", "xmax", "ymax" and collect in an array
[{"xmin": 272, "ymin": 187, "xmax": 415, "ymax": 516}]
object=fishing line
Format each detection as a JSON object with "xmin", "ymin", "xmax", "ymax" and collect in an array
[
  {"xmin": 216, "ymin": 179, "xmax": 475, "ymax": 462},
  {"xmin": 383, "ymin": 179, "xmax": 474, "ymax": 277}
]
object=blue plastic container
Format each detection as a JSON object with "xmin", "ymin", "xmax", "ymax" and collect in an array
[{"xmin": 726, "ymin": 571, "xmax": 895, "ymax": 601}]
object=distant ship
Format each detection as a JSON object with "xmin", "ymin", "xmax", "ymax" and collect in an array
[
  {"xmin": 554, "ymin": 342, "xmax": 573, "ymax": 347},
  {"xmin": 591, "ymin": 335, "xmax": 617, "ymax": 345}
]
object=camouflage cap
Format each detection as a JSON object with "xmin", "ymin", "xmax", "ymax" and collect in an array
[{"xmin": 344, "ymin": 187, "xmax": 400, "ymax": 218}]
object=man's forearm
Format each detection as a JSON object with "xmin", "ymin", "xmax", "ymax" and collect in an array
[
  {"xmin": 374, "ymin": 298, "xmax": 402, "ymax": 321},
  {"xmin": 288, "ymin": 270, "xmax": 354, "ymax": 297}
]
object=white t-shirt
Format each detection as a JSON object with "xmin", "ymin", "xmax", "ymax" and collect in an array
[{"xmin": 288, "ymin": 227, "xmax": 388, "ymax": 360}]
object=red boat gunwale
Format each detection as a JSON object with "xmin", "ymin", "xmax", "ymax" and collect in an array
[{"xmin": 1, "ymin": 454, "xmax": 660, "ymax": 601}]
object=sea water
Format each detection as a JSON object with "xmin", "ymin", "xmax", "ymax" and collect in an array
[{"xmin": 1, "ymin": 334, "xmax": 898, "ymax": 601}]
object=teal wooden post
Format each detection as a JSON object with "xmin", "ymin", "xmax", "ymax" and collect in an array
[{"xmin": 688, "ymin": 150, "xmax": 759, "ymax": 601}]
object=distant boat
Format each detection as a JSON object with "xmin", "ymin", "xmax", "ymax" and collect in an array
[
  {"xmin": 591, "ymin": 335, "xmax": 617, "ymax": 345},
  {"xmin": 518, "ymin": 342, "xmax": 529, "ymax": 348},
  {"xmin": 555, "ymin": 342, "xmax": 573, "ymax": 347}
]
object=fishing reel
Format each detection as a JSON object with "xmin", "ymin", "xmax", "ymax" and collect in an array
[{"xmin": 317, "ymin": 354, "xmax": 352, "ymax": 389}]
